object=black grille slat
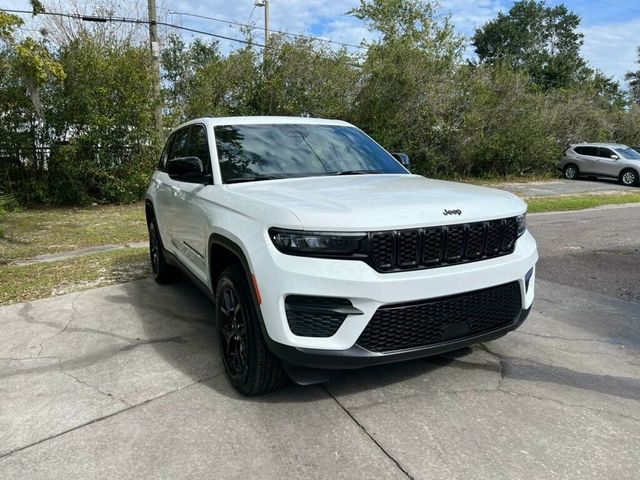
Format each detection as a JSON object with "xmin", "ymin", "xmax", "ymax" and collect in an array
[
  {"xmin": 465, "ymin": 223, "xmax": 486, "ymax": 259},
  {"xmin": 444, "ymin": 225, "xmax": 465, "ymax": 261},
  {"xmin": 356, "ymin": 282, "xmax": 522, "ymax": 352},
  {"xmin": 502, "ymin": 217, "xmax": 518, "ymax": 252},
  {"xmin": 397, "ymin": 230, "xmax": 420, "ymax": 267},
  {"xmin": 485, "ymin": 220, "xmax": 503, "ymax": 256},
  {"xmin": 367, "ymin": 216, "xmax": 520, "ymax": 273},
  {"xmin": 422, "ymin": 227, "xmax": 444, "ymax": 265},
  {"xmin": 370, "ymin": 232, "xmax": 395, "ymax": 271}
]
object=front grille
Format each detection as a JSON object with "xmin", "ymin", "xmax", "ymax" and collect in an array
[
  {"xmin": 356, "ymin": 282, "xmax": 522, "ymax": 353},
  {"xmin": 285, "ymin": 296, "xmax": 357, "ymax": 337},
  {"xmin": 369, "ymin": 217, "xmax": 518, "ymax": 272}
]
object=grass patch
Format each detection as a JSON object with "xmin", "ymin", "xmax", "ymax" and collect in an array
[
  {"xmin": 0, "ymin": 248, "xmax": 150, "ymax": 305},
  {"xmin": 462, "ymin": 174, "xmax": 557, "ymax": 186},
  {"xmin": 526, "ymin": 192, "xmax": 640, "ymax": 213},
  {"xmin": 0, "ymin": 203, "xmax": 146, "ymax": 264}
]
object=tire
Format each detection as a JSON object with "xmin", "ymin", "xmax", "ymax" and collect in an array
[
  {"xmin": 620, "ymin": 169, "xmax": 639, "ymax": 186},
  {"xmin": 563, "ymin": 164, "xmax": 579, "ymax": 180},
  {"xmin": 216, "ymin": 264, "xmax": 288, "ymax": 395},
  {"xmin": 148, "ymin": 218, "xmax": 175, "ymax": 284}
]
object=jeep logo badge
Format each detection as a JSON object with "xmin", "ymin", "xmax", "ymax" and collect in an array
[{"xmin": 443, "ymin": 209, "xmax": 462, "ymax": 216}]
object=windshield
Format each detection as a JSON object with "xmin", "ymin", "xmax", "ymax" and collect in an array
[
  {"xmin": 214, "ymin": 124, "xmax": 407, "ymax": 183},
  {"xmin": 615, "ymin": 147, "xmax": 640, "ymax": 160}
]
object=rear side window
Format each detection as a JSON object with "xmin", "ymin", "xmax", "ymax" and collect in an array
[
  {"xmin": 158, "ymin": 133, "xmax": 175, "ymax": 171},
  {"xmin": 575, "ymin": 146, "xmax": 598, "ymax": 156}
]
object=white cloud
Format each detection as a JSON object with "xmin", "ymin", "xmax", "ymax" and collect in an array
[{"xmin": 580, "ymin": 17, "xmax": 640, "ymax": 83}]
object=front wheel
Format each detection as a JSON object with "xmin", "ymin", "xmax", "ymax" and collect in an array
[
  {"xmin": 620, "ymin": 169, "xmax": 639, "ymax": 186},
  {"xmin": 216, "ymin": 264, "xmax": 288, "ymax": 395}
]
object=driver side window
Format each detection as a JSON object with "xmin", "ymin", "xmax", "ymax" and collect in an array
[{"xmin": 597, "ymin": 148, "xmax": 615, "ymax": 159}]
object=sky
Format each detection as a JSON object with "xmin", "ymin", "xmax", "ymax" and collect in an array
[{"xmin": 2, "ymin": 0, "xmax": 639, "ymax": 85}]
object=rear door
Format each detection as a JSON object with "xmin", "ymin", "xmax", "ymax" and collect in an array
[
  {"xmin": 156, "ymin": 126, "xmax": 191, "ymax": 253},
  {"xmin": 153, "ymin": 131, "xmax": 178, "ymax": 247},
  {"xmin": 573, "ymin": 146, "xmax": 600, "ymax": 174}
]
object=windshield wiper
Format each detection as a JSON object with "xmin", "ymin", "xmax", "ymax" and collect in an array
[
  {"xmin": 225, "ymin": 175, "xmax": 285, "ymax": 184},
  {"xmin": 327, "ymin": 169, "xmax": 380, "ymax": 176}
]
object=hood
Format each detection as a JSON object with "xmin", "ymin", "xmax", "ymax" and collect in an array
[{"xmin": 227, "ymin": 174, "xmax": 526, "ymax": 231}]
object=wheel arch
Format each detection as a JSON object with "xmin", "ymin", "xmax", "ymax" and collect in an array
[{"xmin": 208, "ymin": 234, "xmax": 259, "ymax": 306}]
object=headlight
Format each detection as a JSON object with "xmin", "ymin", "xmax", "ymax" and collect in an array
[
  {"xmin": 516, "ymin": 213, "xmax": 526, "ymax": 237},
  {"xmin": 269, "ymin": 228, "xmax": 366, "ymax": 256}
]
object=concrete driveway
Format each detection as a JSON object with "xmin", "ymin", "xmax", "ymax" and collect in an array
[{"xmin": 1, "ymin": 206, "xmax": 639, "ymax": 479}]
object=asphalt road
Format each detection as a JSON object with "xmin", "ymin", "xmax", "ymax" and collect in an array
[
  {"xmin": 490, "ymin": 177, "xmax": 637, "ymax": 197},
  {"xmin": 1, "ymin": 205, "xmax": 639, "ymax": 479}
]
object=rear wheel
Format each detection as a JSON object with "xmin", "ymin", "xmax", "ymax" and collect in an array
[
  {"xmin": 620, "ymin": 169, "xmax": 638, "ymax": 186},
  {"xmin": 216, "ymin": 264, "xmax": 288, "ymax": 395},
  {"xmin": 563, "ymin": 164, "xmax": 579, "ymax": 180},
  {"xmin": 148, "ymin": 219, "xmax": 175, "ymax": 284}
]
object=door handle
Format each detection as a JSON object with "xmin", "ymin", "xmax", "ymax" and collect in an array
[{"xmin": 171, "ymin": 185, "xmax": 181, "ymax": 196}]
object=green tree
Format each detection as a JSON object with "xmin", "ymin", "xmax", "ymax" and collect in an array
[
  {"xmin": 161, "ymin": 33, "xmax": 221, "ymax": 125},
  {"xmin": 348, "ymin": 0, "xmax": 464, "ymax": 172},
  {"xmin": 626, "ymin": 47, "xmax": 640, "ymax": 105},
  {"xmin": 256, "ymin": 35, "xmax": 359, "ymax": 117},
  {"xmin": 46, "ymin": 34, "xmax": 157, "ymax": 203},
  {"xmin": 472, "ymin": 0, "xmax": 587, "ymax": 89}
]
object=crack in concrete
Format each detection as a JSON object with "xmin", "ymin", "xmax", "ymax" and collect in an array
[
  {"xmin": 36, "ymin": 295, "xmax": 80, "ymax": 356},
  {"xmin": 0, "ymin": 356, "xmax": 60, "ymax": 362},
  {"xmin": 15, "ymin": 299, "xmax": 136, "ymax": 349},
  {"xmin": 476, "ymin": 344, "xmax": 640, "ymax": 421},
  {"xmin": 321, "ymin": 385, "xmax": 415, "ymax": 480},
  {"xmin": 0, "ymin": 332, "xmax": 214, "ymax": 380},
  {"xmin": 0, "ymin": 372, "xmax": 223, "ymax": 460},
  {"xmin": 60, "ymin": 370, "xmax": 131, "ymax": 407}
]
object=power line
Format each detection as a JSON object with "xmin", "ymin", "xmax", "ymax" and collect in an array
[
  {"xmin": 0, "ymin": 8, "xmax": 265, "ymax": 48},
  {"xmin": 167, "ymin": 10, "xmax": 368, "ymax": 50}
]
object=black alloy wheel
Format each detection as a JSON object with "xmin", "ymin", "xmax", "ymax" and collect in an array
[
  {"xmin": 219, "ymin": 286, "xmax": 248, "ymax": 376},
  {"xmin": 215, "ymin": 265, "xmax": 288, "ymax": 395},
  {"xmin": 147, "ymin": 219, "xmax": 174, "ymax": 284}
]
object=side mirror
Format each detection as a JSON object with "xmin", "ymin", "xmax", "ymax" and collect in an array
[
  {"xmin": 167, "ymin": 156, "xmax": 208, "ymax": 182},
  {"xmin": 391, "ymin": 152, "xmax": 411, "ymax": 169},
  {"xmin": 610, "ymin": 154, "xmax": 619, "ymax": 160}
]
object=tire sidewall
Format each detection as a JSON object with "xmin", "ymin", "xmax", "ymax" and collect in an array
[
  {"xmin": 564, "ymin": 164, "xmax": 578, "ymax": 180},
  {"xmin": 215, "ymin": 267, "xmax": 258, "ymax": 389},
  {"xmin": 148, "ymin": 218, "xmax": 173, "ymax": 283},
  {"xmin": 621, "ymin": 169, "xmax": 638, "ymax": 186},
  {"xmin": 148, "ymin": 220, "xmax": 161, "ymax": 280}
]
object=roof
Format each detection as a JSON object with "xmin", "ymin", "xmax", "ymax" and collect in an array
[
  {"xmin": 172, "ymin": 116, "xmax": 353, "ymax": 131},
  {"xmin": 571, "ymin": 142, "xmax": 629, "ymax": 148}
]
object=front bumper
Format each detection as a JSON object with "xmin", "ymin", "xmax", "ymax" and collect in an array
[
  {"xmin": 250, "ymin": 230, "xmax": 537, "ymax": 354},
  {"xmin": 267, "ymin": 307, "xmax": 530, "ymax": 369}
]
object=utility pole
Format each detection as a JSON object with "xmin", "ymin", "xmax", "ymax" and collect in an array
[
  {"xmin": 255, "ymin": 0, "xmax": 269, "ymax": 51},
  {"xmin": 147, "ymin": 0, "xmax": 163, "ymax": 134}
]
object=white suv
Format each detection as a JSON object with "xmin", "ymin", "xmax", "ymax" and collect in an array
[{"xmin": 145, "ymin": 116, "xmax": 538, "ymax": 395}]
